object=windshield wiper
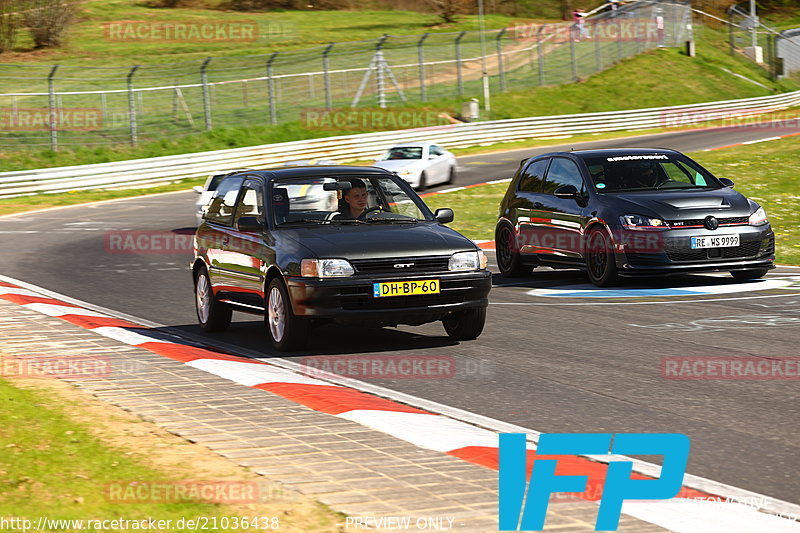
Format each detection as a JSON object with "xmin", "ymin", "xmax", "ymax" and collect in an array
[
  {"xmin": 277, "ymin": 219, "xmax": 328, "ymax": 226},
  {"xmin": 364, "ymin": 217, "xmax": 418, "ymax": 224}
]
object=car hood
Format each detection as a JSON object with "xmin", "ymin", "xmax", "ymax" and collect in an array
[
  {"xmin": 280, "ymin": 222, "xmax": 475, "ymax": 260},
  {"xmin": 600, "ymin": 187, "xmax": 752, "ymax": 221},
  {"xmin": 372, "ymin": 160, "xmax": 424, "ymax": 172}
]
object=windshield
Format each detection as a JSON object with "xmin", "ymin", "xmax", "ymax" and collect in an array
[
  {"xmin": 582, "ymin": 155, "xmax": 718, "ymax": 193},
  {"xmin": 271, "ymin": 175, "xmax": 433, "ymax": 226},
  {"xmin": 382, "ymin": 147, "xmax": 423, "ymax": 160}
]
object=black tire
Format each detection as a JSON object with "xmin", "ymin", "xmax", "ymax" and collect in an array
[
  {"xmin": 417, "ymin": 172, "xmax": 427, "ymax": 192},
  {"xmin": 446, "ymin": 166, "xmax": 456, "ymax": 184},
  {"xmin": 496, "ymin": 224, "xmax": 532, "ymax": 277},
  {"xmin": 731, "ymin": 268, "xmax": 769, "ymax": 280},
  {"xmin": 585, "ymin": 228, "xmax": 620, "ymax": 287},
  {"xmin": 443, "ymin": 307, "xmax": 486, "ymax": 341},
  {"xmin": 194, "ymin": 266, "xmax": 232, "ymax": 332},
  {"xmin": 265, "ymin": 278, "xmax": 309, "ymax": 351}
]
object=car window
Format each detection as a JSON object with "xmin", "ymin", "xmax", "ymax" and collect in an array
[
  {"xmin": 429, "ymin": 145, "xmax": 445, "ymax": 157},
  {"xmin": 384, "ymin": 147, "xmax": 423, "ymax": 160},
  {"xmin": 206, "ymin": 174, "xmax": 227, "ymax": 192},
  {"xmin": 518, "ymin": 158, "xmax": 549, "ymax": 193},
  {"xmin": 233, "ymin": 181, "xmax": 264, "ymax": 224},
  {"xmin": 204, "ymin": 176, "xmax": 244, "ymax": 225},
  {"xmin": 583, "ymin": 155, "xmax": 716, "ymax": 192},
  {"xmin": 542, "ymin": 158, "xmax": 584, "ymax": 194}
]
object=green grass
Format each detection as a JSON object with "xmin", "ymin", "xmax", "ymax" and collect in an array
[
  {"xmin": 5, "ymin": 1, "xmax": 515, "ymax": 65},
  {"xmin": 426, "ymin": 136, "xmax": 800, "ymax": 265},
  {"xmin": 0, "ymin": 378, "xmax": 261, "ymax": 530}
]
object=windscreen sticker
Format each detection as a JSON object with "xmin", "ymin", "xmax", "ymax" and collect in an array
[
  {"xmin": 695, "ymin": 173, "xmax": 707, "ymax": 186},
  {"xmin": 606, "ymin": 155, "xmax": 669, "ymax": 161},
  {"xmin": 596, "ymin": 183, "xmax": 606, "ymax": 189}
]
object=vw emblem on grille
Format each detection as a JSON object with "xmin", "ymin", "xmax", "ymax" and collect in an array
[
  {"xmin": 393, "ymin": 263, "xmax": 414, "ymax": 269},
  {"xmin": 704, "ymin": 216, "xmax": 719, "ymax": 230}
]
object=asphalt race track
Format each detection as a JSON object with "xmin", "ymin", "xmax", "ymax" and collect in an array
[{"xmin": 2, "ymin": 123, "xmax": 799, "ymax": 507}]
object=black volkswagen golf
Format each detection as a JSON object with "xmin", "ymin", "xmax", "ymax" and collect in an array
[
  {"xmin": 495, "ymin": 148, "xmax": 775, "ymax": 286},
  {"xmin": 192, "ymin": 166, "xmax": 491, "ymax": 350}
]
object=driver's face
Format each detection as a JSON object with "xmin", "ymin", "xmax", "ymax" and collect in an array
[{"xmin": 344, "ymin": 187, "xmax": 368, "ymax": 214}]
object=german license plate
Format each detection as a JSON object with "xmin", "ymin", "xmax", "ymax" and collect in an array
[
  {"xmin": 690, "ymin": 234, "xmax": 740, "ymax": 249},
  {"xmin": 373, "ymin": 279, "xmax": 440, "ymax": 298}
]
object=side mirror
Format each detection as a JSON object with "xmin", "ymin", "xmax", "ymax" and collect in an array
[
  {"xmin": 236, "ymin": 216, "xmax": 264, "ymax": 232},
  {"xmin": 554, "ymin": 184, "xmax": 580, "ymax": 199},
  {"xmin": 193, "ymin": 185, "xmax": 204, "ymax": 194},
  {"xmin": 719, "ymin": 178, "xmax": 735, "ymax": 188},
  {"xmin": 434, "ymin": 208, "xmax": 454, "ymax": 224}
]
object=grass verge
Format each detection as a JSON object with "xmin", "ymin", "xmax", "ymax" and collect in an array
[
  {"xmin": 425, "ymin": 136, "xmax": 800, "ymax": 265},
  {"xmin": 0, "ymin": 374, "xmax": 342, "ymax": 531}
]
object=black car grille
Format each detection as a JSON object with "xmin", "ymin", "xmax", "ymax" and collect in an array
[
  {"xmin": 351, "ymin": 256, "xmax": 451, "ymax": 275},
  {"xmin": 667, "ymin": 216, "xmax": 749, "ymax": 228},
  {"xmin": 665, "ymin": 240, "xmax": 763, "ymax": 262},
  {"xmin": 341, "ymin": 293, "xmax": 466, "ymax": 310}
]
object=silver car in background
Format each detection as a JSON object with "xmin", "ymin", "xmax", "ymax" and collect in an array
[{"xmin": 372, "ymin": 142, "xmax": 457, "ymax": 191}]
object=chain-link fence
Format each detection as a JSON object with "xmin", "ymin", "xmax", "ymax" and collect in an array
[
  {"xmin": 776, "ymin": 28, "xmax": 800, "ymax": 79},
  {"xmin": 726, "ymin": 4, "xmax": 800, "ymax": 81},
  {"xmin": 0, "ymin": 0, "xmax": 692, "ymax": 150}
]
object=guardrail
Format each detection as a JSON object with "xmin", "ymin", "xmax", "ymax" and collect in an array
[{"xmin": 1, "ymin": 89, "xmax": 799, "ymax": 199}]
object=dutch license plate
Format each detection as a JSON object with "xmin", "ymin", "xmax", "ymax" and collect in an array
[
  {"xmin": 373, "ymin": 279, "xmax": 440, "ymax": 298},
  {"xmin": 690, "ymin": 234, "xmax": 740, "ymax": 249}
]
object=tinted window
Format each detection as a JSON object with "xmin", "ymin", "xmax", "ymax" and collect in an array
[
  {"xmin": 383, "ymin": 147, "xmax": 422, "ymax": 160},
  {"xmin": 542, "ymin": 158, "xmax": 584, "ymax": 194},
  {"xmin": 204, "ymin": 176, "xmax": 244, "ymax": 225},
  {"xmin": 582, "ymin": 155, "xmax": 715, "ymax": 192},
  {"xmin": 518, "ymin": 158, "xmax": 549, "ymax": 193},
  {"xmin": 429, "ymin": 145, "xmax": 445, "ymax": 157},
  {"xmin": 233, "ymin": 181, "xmax": 264, "ymax": 224}
]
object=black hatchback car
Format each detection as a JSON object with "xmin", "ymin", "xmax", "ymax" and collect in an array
[
  {"xmin": 495, "ymin": 148, "xmax": 775, "ymax": 286},
  {"xmin": 192, "ymin": 166, "xmax": 491, "ymax": 350}
]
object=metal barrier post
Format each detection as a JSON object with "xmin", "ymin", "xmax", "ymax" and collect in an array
[
  {"xmin": 418, "ymin": 33, "xmax": 429, "ymax": 102},
  {"xmin": 201, "ymin": 57, "xmax": 212, "ymax": 131},
  {"xmin": 267, "ymin": 52, "xmax": 278, "ymax": 125},
  {"xmin": 595, "ymin": 21, "xmax": 602, "ymax": 72},
  {"xmin": 127, "ymin": 65, "xmax": 140, "ymax": 147},
  {"xmin": 537, "ymin": 26, "xmax": 546, "ymax": 85},
  {"xmin": 322, "ymin": 43, "xmax": 334, "ymax": 110},
  {"xmin": 455, "ymin": 31, "xmax": 466, "ymax": 95},
  {"xmin": 47, "ymin": 65, "xmax": 59, "ymax": 152},
  {"xmin": 570, "ymin": 32, "xmax": 578, "ymax": 81},
  {"xmin": 617, "ymin": 18, "xmax": 623, "ymax": 61},
  {"xmin": 496, "ymin": 28, "xmax": 507, "ymax": 92},
  {"xmin": 375, "ymin": 35, "xmax": 389, "ymax": 109}
]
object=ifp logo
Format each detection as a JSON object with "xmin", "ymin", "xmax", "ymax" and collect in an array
[{"xmin": 499, "ymin": 433, "xmax": 690, "ymax": 531}]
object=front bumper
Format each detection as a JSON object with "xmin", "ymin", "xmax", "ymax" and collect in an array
[
  {"xmin": 286, "ymin": 270, "xmax": 492, "ymax": 326},
  {"xmin": 613, "ymin": 224, "xmax": 775, "ymax": 276}
]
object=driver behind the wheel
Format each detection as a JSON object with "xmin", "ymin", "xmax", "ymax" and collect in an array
[{"xmin": 335, "ymin": 178, "xmax": 368, "ymax": 219}]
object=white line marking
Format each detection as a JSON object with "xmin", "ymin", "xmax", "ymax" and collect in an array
[
  {"xmin": 435, "ymin": 187, "xmax": 466, "ymax": 194},
  {"xmin": 0, "ymin": 287, "xmax": 42, "ymax": 297},
  {"xmin": 742, "ymin": 136, "xmax": 782, "ymax": 145},
  {"xmin": 23, "ymin": 303, "xmax": 111, "ymax": 318},
  {"xmin": 92, "ymin": 326, "xmax": 173, "ymax": 346},
  {"xmin": 187, "ymin": 358, "xmax": 326, "ymax": 387},
  {"xmin": 526, "ymin": 278, "xmax": 793, "ymax": 298},
  {"xmin": 491, "ymin": 293, "xmax": 800, "ymax": 306}
]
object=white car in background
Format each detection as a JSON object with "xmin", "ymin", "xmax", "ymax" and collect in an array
[{"xmin": 372, "ymin": 142, "xmax": 457, "ymax": 190}]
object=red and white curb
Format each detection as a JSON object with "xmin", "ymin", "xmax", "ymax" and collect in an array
[{"xmin": 1, "ymin": 277, "xmax": 798, "ymax": 532}]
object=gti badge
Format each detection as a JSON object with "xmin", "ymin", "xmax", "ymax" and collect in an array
[
  {"xmin": 393, "ymin": 263, "xmax": 414, "ymax": 269},
  {"xmin": 704, "ymin": 216, "xmax": 719, "ymax": 231}
]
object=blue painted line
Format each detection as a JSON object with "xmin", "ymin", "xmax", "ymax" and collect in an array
[{"xmin": 546, "ymin": 288, "xmax": 699, "ymax": 298}]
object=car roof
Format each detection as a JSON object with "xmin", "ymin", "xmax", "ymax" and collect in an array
[
  {"xmin": 533, "ymin": 148, "xmax": 680, "ymax": 159},
  {"xmin": 229, "ymin": 165, "xmax": 395, "ymax": 181},
  {"xmin": 387, "ymin": 142, "xmax": 432, "ymax": 148}
]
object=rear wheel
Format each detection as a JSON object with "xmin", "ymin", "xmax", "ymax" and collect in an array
[
  {"xmin": 417, "ymin": 172, "xmax": 427, "ymax": 192},
  {"xmin": 194, "ymin": 267, "xmax": 232, "ymax": 332},
  {"xmin": 496, "ymin": 224, "xmax": 532, "ymax": 277},
  {"xmin": 446, "ymin": 166, "xmax": 456, "ymax": 184},
  {"xmin": 443, "ymin": 307, "xmax": 486, "ymax": 341},
  {"xmin": 265, "ymin": 278, "xmax": 309, "ymax": 351},
  {"xmin": 731, "ymin": 268, "xmax": 769, "ymax": 280},
  {"xmin": 586, "ymin": 228, "xmax": 619, "ymax": 287}
]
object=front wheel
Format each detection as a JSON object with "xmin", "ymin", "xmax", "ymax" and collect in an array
[
  {"xmin": 194, "ymin": 267, "xmax": 232, "ymax": 332},
  {"xmin": 442, "ymin": 307, "xmax": 486, "ymax": 341},
  {"xmin": 731, "ymin": 268, "xmax": 769, "ymax": 280},
  {"xmin": 496, "ymin": 224, "xmax": 532, "ymax": 277},
  {"xmin": 586, "ymin": 228, "xmax": 619, "ymax": 287},
  {"xmin": 445, "ymin": 166, "xmax": 456, "ymax": 184},
  {"xmin": 265, "ymin": 278, "xmax": 309, "ymax": 351},
  {"xmin": 417, "ymin": 172, "xmax": 427, "ymax": 192}
]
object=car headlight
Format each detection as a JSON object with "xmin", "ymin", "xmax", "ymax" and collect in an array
[
  {"xmin": 748, "ymin": 206, "xmax": 768, "ymax": 226},
  {"xmin": 449, "ymin": 251, "xmax": 487, "ymax": 271},
  {"xmin": 398, "ymin": 169, "xmax": 414, "ymax": 176},
  {"xmin": 620, "ymin": 214, "xmax": 668, "ymax": 230},
  {"xmin": 300, "ymin": 259, "xmax": 354, "ymax": 278}
]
